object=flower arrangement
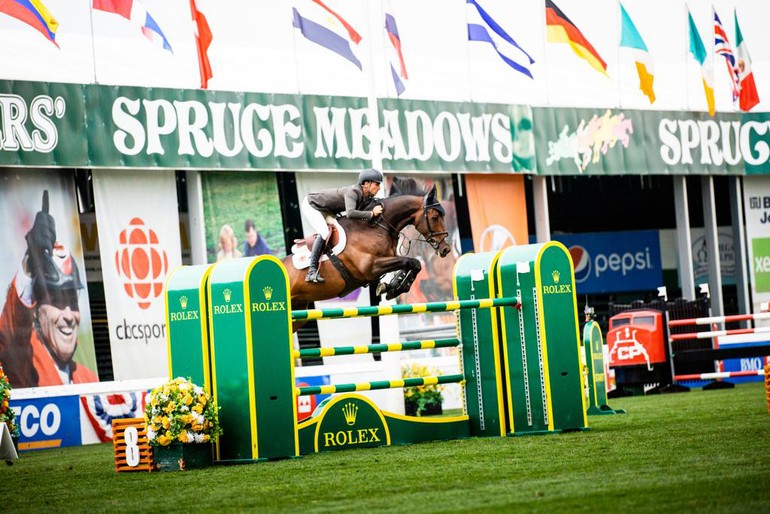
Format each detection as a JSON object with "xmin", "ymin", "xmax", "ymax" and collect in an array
[
  {"xmin": 144, "ymin": 377, "xmax": 222, "ymax": 447},
  {"xmin": 0, "ymin": 363, "xmax": 18, "ymax": 438},
  {"xmin": 402, "ymin": 362, "xmax": 445, "ymax": 416}
]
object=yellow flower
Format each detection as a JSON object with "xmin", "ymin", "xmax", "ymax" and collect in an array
[
  {"xmin": 192, "ymin": 404, "xmax": 203, "ymax": 414},
  {"xmin": 203, "ymin": 434, "xmax": 210, "ymax": 443},
  {"xmin": 164, "ymin": 402, "xmax": 176, "ymax": 414},
  {"xmin": 177, "ymin": 431, "xmax": 188, "ymax": 443},
  {"xmin": 158, "ymin": 434, "xmax": 171, "ymax": 446},
  {"xmin": 183, "ymin": 394, "xmax": 193, "ymax": 406},
  {"xmin": 162, "ymin": 416, "xmax": 170, "ymax": 429}
]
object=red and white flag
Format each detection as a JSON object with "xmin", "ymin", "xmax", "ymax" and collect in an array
[
  {"xmin": 190, "ymin": 0, "xmax": 212, "ymax": 89},
  {"xmin": 734, "ymin": 10, "xmax": 759, "ymax": 111}
]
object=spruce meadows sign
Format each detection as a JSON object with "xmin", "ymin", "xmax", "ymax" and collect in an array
[{"xmin": 1, "ymin": 80, "xmax": 769, "ymax": 175}]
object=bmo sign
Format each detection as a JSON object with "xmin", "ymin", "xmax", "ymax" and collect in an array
[
  {"xmin": 551, "ymin": 230, "xmax": 663, "ymax": 294},
  {"xmin": 10, "ymin": 396, "xmax": 82, "ymax": 450}
]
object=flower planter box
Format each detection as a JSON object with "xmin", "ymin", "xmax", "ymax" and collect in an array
[
  {"xmin": 153, "ymin": 443, "xmax": 213, "ymax": 471},
  {"xmin": 405, "ymin": 402, "xmax": 443, "ymax": 417}
]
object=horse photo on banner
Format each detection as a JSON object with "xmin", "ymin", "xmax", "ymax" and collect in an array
[{"xmin": 93, "ymin": 169, "xmax": 182, "ymax": 381}]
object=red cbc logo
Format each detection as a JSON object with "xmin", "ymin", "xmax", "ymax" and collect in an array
[{"xmin": 114, "ymin": 218, "xmax": 169, "ymax": 310}]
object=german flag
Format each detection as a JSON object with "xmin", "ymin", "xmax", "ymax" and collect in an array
[{"xmin": 545, "ymin": 0, "xmax": 607, "ymax": 76}]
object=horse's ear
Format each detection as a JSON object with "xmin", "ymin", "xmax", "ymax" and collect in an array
[
  {"xmin": 426, "ymin": 184, "xmax": 438, "ymax": 204},
  {"xmin": 390, "ymin": 178, "xmax": 402, "ymax": 197}
]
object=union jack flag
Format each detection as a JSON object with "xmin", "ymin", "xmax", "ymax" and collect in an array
[{"xmin": 714, "ymin": 10, "xmax": 740, "ymax": 101}]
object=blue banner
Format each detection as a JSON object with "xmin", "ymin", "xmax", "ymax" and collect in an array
[
  {"xmin": 10, "ymin": 395, "xmax": 82, "ymax": 451},
  {"xmin": 550, "ymin": 230, "xmax": 663, "ymax": 294}
]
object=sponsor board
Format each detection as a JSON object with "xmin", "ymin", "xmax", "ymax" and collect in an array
[{"xmin": 550, "ymin": 230, "xmax": 662, "ymax": 294}]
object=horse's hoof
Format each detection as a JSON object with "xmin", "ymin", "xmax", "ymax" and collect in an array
[{"xmin": 375, "ymin": 282, "xmax": 387, "ymax": 296}]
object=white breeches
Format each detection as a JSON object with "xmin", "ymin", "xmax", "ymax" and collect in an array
[{"xmin": 301, "ymin": 197, "xmax": 331, "ymax": 239}]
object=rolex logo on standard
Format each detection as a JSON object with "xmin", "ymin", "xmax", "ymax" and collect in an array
[
  {"xmin": 543, "ymin": 268, "xmax": 571, "ymax": 295},
  {"xmin": 179, "ymin": 295, "xmax": 188, "ymax": 309},
  {"xmin": 263, "ymin": 286, "xmax": 273, "ymax": 301},
  {"xmin": 342, "ymin": 402, "xmax": 358, "ymax": 426},
  {"xmin": 223, "ymin": 288, "xmax": 232, "ymax": 302}
]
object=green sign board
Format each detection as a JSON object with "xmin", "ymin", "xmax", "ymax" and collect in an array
[{"xmin": 534, "ymin": 107, "xmax": 770, "ymax": 176}]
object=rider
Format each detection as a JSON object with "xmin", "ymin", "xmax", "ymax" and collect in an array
[{"xmin": 300, "ymin": 168, "xmax": 385, "ymax": 283}]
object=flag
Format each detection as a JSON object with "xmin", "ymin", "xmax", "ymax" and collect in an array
[
  {"xmin": 734, "ymin": 10, "xmax": 759, "ymax": 111},
  {"xmin": 619, "ymin": 3, "xmax": 654, "ymax": 103},
  {"xmin": 545, "ymin": 0, "xmax": 607, "ymax": 76},
  {"xmin": 93, "ymin": 0, "xmax": 173, "ymax": 52},
  {"xmin": 292, "ymin": 0, "xmax": 362, "ymax": 70},
  {"xmin": 466, "ymin": 0, "xmax": 534, "ymax": 79},
  {"xmin": 0, "ymin": 0, "xmax": 59, "ymax": 47},
  {"xmin": 713, "ymin": 9, "xmax": 739, "ymax": 102},
  {"xmin": 688, "ymin": 9, "xmax": 714, "ymax": 116},
  {"xmin": 190, "ymin": 0, "xmax": 212, "ymax": 89},
  {"xmin": 384, "ymin": 11, "xmax": 407, "ymax": 95}
]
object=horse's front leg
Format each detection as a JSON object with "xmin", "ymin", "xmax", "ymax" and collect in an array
[{"xmin": 371, "ymin": 257, "xmax": 422, "ymax": 300}]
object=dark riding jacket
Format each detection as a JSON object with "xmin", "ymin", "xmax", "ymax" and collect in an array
[{"xmin": 307, "ymin": 185, "xmax": 375, "ymax": 220}]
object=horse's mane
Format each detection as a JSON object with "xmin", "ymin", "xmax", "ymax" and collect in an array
[{"xmin": 387, "ymin": 177, "xmax": 427, "ymax": 198}]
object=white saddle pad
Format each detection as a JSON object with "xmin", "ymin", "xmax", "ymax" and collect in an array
[{"xmin": 290, "ymin": 220, "xmax": 347, "ymax": 270}]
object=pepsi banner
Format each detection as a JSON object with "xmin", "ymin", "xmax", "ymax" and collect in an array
[{"xmin": 551, "ymin": 230, "xmax": 663, "ymax": 295}]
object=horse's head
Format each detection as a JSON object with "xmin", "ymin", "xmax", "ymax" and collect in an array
[{"xmin": 415, "ymin": 184, "xmax": 451, "ymax": 258}]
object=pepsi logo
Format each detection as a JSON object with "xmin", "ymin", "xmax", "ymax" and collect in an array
[{"xmin": 569, "ymin": 245, "xmax": 591, "ymax": 283}]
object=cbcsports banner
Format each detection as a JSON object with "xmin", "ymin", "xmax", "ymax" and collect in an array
[
  {"xmin": 93, "ymin": 170, "xmax": 182, "ymax": 380},
  {"xmin": 743, "ymin": 176, "xmax": 770, "ymax": 326}
]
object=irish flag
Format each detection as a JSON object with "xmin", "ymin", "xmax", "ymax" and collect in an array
[
  {"xmin": 687, "ymin": 9, "xmax": 714, "ymax": 116},
  {"xmin": 734, "ymin": 10, "xmax": 759, "ymax": 111},
  {"xmin": 619, "ymin": 3, "xmax": 654, "ymax": 103}
]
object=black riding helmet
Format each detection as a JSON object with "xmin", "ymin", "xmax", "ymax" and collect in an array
[
  {"xmin": 32, "ymin": 243, "xmax": 82, "ymax": 310},
  {"xmin": 358, "ymin": 168, "xmax": 383, "ymax": 185}
]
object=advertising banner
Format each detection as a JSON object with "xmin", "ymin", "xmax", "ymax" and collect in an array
[
  {"xmin": 0, "ymin": 81, "xmax": 88, "ymax": 167},
  {"xmin": 743, "ymin": 175, "xmax": 770, "ymax": 325},
  {"xmin": 10, "ymin": 395, "xmax": 82, "ymax": 450},
  {"xmin": 377, "ymin": 100, "xmax": 534, "ymax": 173},
  {"xmin": 465, "ymin": 174, "xmax": 528, "ymax": 253},
  {"xmin": 534, "ymin": 107, "xmax": 770, "ymax": 176},
  {"xmin": 200, "ymin": 171, "xmax": 286, "ymax": 263},
  {"xmin": 0, "ymin": 169, "xmax": 97, "ymax": 388},
  {"xmin": 550, "ymin": 230, "xmax": 663, "ymax": 295},
  {"xmin": 93, "ymin": 169, "xmax": 182, "ymax": 380}
]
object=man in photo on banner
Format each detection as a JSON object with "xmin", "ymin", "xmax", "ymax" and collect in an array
[{"xmin": 0, "ymin": 191, "xmax": 97, "ymax": 388}]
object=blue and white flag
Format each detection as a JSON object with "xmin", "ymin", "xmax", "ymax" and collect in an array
[
  {"xmin": 292, "ymin": 0, "xmax": 362, "ymax": 70},
  {"xmin": 466, "ymin": 0, "xmax": 534, "ymax": 78}
]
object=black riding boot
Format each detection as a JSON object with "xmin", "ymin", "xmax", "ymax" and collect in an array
[{"xmin": 306, "ymin": 236, "xmax": 326, "ymax": 283}]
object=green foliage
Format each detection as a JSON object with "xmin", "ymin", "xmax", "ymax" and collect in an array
[
  {"xmin": 0, "ymin": 363, "xmax": 17, "ymax": 437},
  {"xmin": 200, "ymin": 171, "xmax": 285, "ymax": 262},
  {"xmin": 402, "ymin": 362, "xmax": 444, "ymax": 416},
  {"xmin": 3, "ymin": 383, "xmax": 770, "ymax": 513}
]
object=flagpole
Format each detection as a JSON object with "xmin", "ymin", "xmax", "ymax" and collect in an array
[
  {"xmin": 290, "ymin": 5, "xmax": 302, "ymax": 95},
  {"xmin": 682, "ymin": 2, "xmax": 693, "ymax": 111},
  {"xmin": 464, "ymin": 1, "xmax": 473, "ymax": 102},
  {"xmin": 88, "ymin": 1, "xmax": 99, "ymax": 84},
  {"xmin": 541, "ymin": 1, "xmax": 550, "ymax": 106},
  {"xmin": 616, "ymin": 0, "xmax": 622, "ymax": 109}
]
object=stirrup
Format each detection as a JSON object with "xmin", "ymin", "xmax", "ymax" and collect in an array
[{"xmin": 306, "ymin": 269, "xmax": 325, "ymax": 284}]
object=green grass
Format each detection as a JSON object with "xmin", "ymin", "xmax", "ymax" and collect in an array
[{"xmin": 5, "ymin": 382, "xmax": 770, "ymax": 513}]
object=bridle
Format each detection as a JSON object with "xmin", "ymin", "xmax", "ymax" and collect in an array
[
  {"xmin": 420, "ymin": 199, "xmax": 449, "ymax": 251},
  {"xmin": 369, "ymin": 195, "xmax": 449, "ymax": 254}
]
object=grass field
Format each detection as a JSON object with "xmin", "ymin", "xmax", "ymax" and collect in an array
[{"xmin": 4, "ymin": 382, "xmax": 770, "ymax": 513}]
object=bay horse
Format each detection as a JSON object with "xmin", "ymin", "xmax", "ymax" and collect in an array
[{"xmin": 283, "ymin": 178, "xmax": 452, "ymax": 320}]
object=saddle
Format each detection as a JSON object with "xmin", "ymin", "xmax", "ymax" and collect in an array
[{"xmin": 290, "ymin": 221, "xmax": 347, "ymax": 270}]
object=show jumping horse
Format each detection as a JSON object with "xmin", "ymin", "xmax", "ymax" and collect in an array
[{"xmin": 283, "ymin": 178, "xmax": 452, "ymax": 328}]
